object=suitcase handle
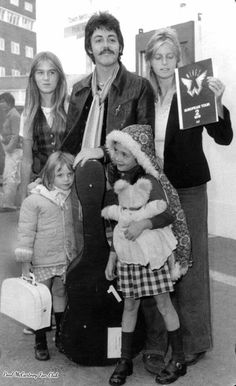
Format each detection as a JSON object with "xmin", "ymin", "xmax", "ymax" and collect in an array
[{"xmin": 21, "ymin": 272, "xmax": 36, "ymax": 286}]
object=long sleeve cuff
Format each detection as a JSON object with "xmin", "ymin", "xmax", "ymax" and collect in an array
[{"xmin": 15, "ymin": 248, "xmax": 33, "ymax": 262}]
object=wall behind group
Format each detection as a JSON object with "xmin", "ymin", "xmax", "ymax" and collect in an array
[{"xmin": 194, "ymin": 1, "xmax": 236, "ymax": 239}]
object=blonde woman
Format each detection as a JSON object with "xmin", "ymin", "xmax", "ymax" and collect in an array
[{"xmin": 145, "ymin": 27, "xmax": 233, "ymax": 369}]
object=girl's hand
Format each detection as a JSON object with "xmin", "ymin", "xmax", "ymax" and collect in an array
[
  {"xmin": 73, "ymin": 148, "xmax": 104, "ymax": 168},
  {"xmin": 124, "ymin": 219, "xmax": 152, "ymax": 241},
  {"xmin": 105, "ymin": 251, "xmax": 117, "ymax": 281},
  {"xmin": 22, "ymin": 262, "xmax": 32, "ymax": 278}
]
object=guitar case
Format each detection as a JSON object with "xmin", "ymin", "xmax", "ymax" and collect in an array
[{"xmin": 60, "ymin": 160, "xmax": 145, "ymax": 366}]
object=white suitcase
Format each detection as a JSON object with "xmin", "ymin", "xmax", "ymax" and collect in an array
[{"xmin": 0, "ymin": 274, "xmax": 52, "ymax": 330}]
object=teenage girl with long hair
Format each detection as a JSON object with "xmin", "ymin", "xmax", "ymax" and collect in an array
[{"xmin": 20, "ymin": 51, "xmax": 68, "ymax": 202}]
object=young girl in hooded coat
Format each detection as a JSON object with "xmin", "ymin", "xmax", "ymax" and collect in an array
[{"xmin": 104, "ymin": 124, "xmax": 189, "ymax": 385}]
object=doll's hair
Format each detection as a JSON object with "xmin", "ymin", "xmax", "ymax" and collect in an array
[
  {"xmin": 41, "ymin": 151, "xmax": 74, "ymax": 190},
  {"xmin": 145, "ymin": 27, "xmax": 181, "ymax": 98},
  {"xmin": 85, "ymin": 11, "xmax": 124, "ymax": 64},
  {"xmin": 23, "ymin": 51, "xmax": 67, "ymax": 137}
]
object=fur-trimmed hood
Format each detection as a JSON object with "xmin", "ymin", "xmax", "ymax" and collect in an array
[{"xmin": 106, "ymin": 125, "xmax": 160, "ymax": 179}]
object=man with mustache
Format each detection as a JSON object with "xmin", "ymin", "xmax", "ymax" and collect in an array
[
  {"xmin": 61, "ymin": 11, "xmax": 155, "ymax": 164},
  {"xmin": 61, "ymin": 12, "xmax": 171, "ymax": 376}
]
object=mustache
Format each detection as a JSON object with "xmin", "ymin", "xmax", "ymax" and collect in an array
[{"xmin": 99, "ymin": 48, "xmax": 115, "ymax": 55}]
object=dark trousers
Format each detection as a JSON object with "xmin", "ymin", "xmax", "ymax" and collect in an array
[
  {"xmin": 141, "ymin": 183, "xmax": 212, "ymax": 355},
  {"xmin": 141, "ymin": 297, "xmax": 168, "ymax": 356}
]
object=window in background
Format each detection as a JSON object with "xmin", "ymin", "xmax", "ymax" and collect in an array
[
  {"xmin": 24, "ymin": 2, "xmax": 33, "ymax": 12},
  {"xmin": 0, "ymin": 38, "xmax": 5, "ymax": 51},
  {"xmin": 11, "ymin": 41, "xmax": 20, "ymax": 55},
  {"xmin": 25, "ymin": 45, "xmax": 33, "ymax": 58},
  {"xmin": 12, "ymin": 69, "xmax": 21, "ymax": 76},
  {"xmin": 0, "ymin": 67, "xmax": 6, "ymax": 77},
  {"xmin": 10, "ymin": 0, "xmax": 19, "ymax": 6}
]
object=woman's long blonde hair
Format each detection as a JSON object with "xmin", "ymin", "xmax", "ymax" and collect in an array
[
  {"xmin": 23, "ymin": 51, "xmax": 68, "ymax": 136},
  {"xmin": 145, "ymin": 27, "xmax": 181, "ymax": 98}
]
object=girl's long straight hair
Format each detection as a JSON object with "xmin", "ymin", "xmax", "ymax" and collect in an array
[{"xmin": 23, "ymin": 51, "xmax": 68, "ymax": 137}]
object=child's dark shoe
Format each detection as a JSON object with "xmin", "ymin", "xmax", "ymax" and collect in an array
[
  {"xmin": 34, "ymin": 342, "xmax": 50, "ymax": 361},
  {"xmin": 109, "ymin": 358, "xmax": 133, "ymax": 386},
  {"xmin": 155, "ymin": 359, "xmax": 186, "ymax": 384}
]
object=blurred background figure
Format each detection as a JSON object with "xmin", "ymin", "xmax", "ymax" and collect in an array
[{"xmin": 0, "ymin": 93, "xmax": 22, "ymax": 211}]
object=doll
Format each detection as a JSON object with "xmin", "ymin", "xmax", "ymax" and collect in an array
[{"xmin": 102, "ymin": 177, "xmax": 178, "ymax": 273}]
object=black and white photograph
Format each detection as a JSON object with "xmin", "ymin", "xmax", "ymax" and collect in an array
[{"xmin": 0, "ymin": 1, "xmax": 235, "ymax": 385}]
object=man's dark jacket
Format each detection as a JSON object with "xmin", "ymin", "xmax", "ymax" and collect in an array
[{"xmin": 61, "ymin": 64, "xmax": 155, "ymax": 155}]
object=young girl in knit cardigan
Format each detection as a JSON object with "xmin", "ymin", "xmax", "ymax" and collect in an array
[
  {"xmin": 15, "ymin": 151, "xmax": 77, "ymax": 361},
  {"xmin": 104, "ymin": 125, "xmax": 188, "ymax": 385}
]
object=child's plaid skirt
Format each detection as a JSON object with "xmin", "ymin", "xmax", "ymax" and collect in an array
[
  {"xmin": 33, "ymin": 264, "xmax": 67, "ymax": 283},
  {"xmin": 117, "ymin": 260, "xmax": 174, "ymax": 299}
]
